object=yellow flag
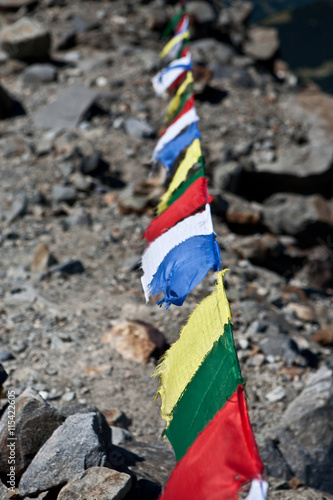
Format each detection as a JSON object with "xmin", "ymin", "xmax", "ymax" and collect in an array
[
  {"xmin": 153, "ymin": 271, "xmax": 232, "ymax": 425},
  {"xmin": 164, "ymin": 71, "xmax": 194, "ymax": 124},
  {"xmin": 157, "ymin": 138, "xmax": 201, "ymax": 215},
  {"xmin": 160, "ymin": 31, "xmax": 190, "ymax": 60}
]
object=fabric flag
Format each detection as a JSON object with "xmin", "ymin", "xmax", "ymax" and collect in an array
[
  {"xmin": 245, "ymin": 480, "xmax": 269, "ymax": 500},
  {"xmin": 159, "ymin": 386, "xmax": 264, "ymax": 500},
  {"xmin": 141, "ymin": 204, "xmax": 215, "ymax": 302},
  {"xmin": 149, "ymin": 233, "xmax": 221, "ymax": 308},
  {"xmin": 165, "ymin": 71, "xmax": 194, "ymax": 123},
  {"xmin": 166, "ymin": 157, "xmax": 205, "ymax": 209},
  {"xmin": 175, "ymin": 12, "xmax": 189, "ymax": 35},
  {"xmin": 155, "ymin": 122, "xmax": 200, "ymax": 170},
  {"xmin": 157, "ymin": 138, "xmax": 202, "ymax": 214},
  {"xmin": 160, "ymin": 94, "xmax": 194, "ymax": 136},
  {"xmin": 152, "ymin": 54, "xmax": 192, "ymax": 95},
  {"xmin": 144, "ymin": 177, "xmax": 212, "ymax": 244},
  {"xmin": 152, "ymin": 99, "xmax": 198, "ymax": 159},
  {"xmin": 154, "ymin": 270, "xmax": 232, "ymax": 426},
  {"xmin": 160, "ymin": 30, "xmax": 190, "ymax": 61},
  {"xmin": 162, "ymin": 8, "xmax": 185, "ymax": 38}
]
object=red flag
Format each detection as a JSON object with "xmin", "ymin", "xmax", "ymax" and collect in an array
[
  {"xmin": 144, "ymin": 177, "xmax": 212, "ymax": 244},
  {"xmin": 159, "ymin": 386, "xmax": 264, "ymax": 500}
]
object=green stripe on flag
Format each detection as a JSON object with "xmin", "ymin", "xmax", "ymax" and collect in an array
[
  {"xmin": 167, "ymin": 157, "xmax": 205, "ymax": 208},
  {"xmin": 165, "ymin": 321, "xmax": 244, "ymax": 461}
]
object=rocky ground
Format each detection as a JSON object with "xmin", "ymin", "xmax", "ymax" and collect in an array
[{"xmin": 0, "ymin": 0, "xmax": 333, "ymax": 499}]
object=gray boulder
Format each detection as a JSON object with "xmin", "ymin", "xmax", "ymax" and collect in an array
[
  {"xmin": 57, "ymin": 467, "xmax": 132, "ymax": 500},
  {"xmin": 262, "ymin": 365, "xmax": 333, "ymax": 493},
  {"xmin": 0, "ymin": 388, "xmax": 64, "ymax": 476},
  {"xmin": 19, "ymin": 412, "xmax": 111, "ymax": 496},
  {"xmin": 0, "ymin": 17, "xmax": 51, "ymax": 61},
  {"xmin": 262, "ymin": 193, "xmax": 333, "ymax": 246}
]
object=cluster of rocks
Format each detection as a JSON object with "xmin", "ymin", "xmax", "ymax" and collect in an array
[
  {"xmin": 0, "ymin": 387, "xmax": 168, "ymax": 499},
  {"xmin": 0, "ymin": 0, "xmax": 333, "ymax": 499}
]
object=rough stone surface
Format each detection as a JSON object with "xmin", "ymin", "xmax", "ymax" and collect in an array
[
  {"xmin": 101, "ymin": 320, "xmax": 166, "ymax": 365},
  {"xmin": 262, "ymin": 193, "xmax": 333, "ymax": 245},
  {"xmin": 19, "ymin": 412, "xmax": 110, "ymax": 496},
  {"xmin": 57, "ymin": 467, "xmax": 132, "ymax": 500},
  {"xmin": 21, "ymin": 63, "xmax": 58, "ymax": 84},
  {"xmin": 262, "ymin": 366, "xmax": 333, "ymax": 493},
  {"xmin": 244, "ymin": 27, "xmax": 280, "ymax": 61},
  {"xmin": 33, "ymin": 85, "xmax": 99, "ymax": 131},
  {"xmin": 0, "ymin": 17, "xmax": 51, "ymax": 60},
  {"xmin": 124, "ymin": 118, "xmax": 155, "ymax": 139},
  {"xmin": 0, "ymin": 388, "xmax": 64, "ymax": 476}
]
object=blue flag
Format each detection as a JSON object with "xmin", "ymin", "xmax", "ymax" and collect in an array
[
  {"xmin": 155, "ymin": 122, "xmax": 201, "ymax": 171},
  {"xmin": 148, "ymin": 234, "xmax": 221, "ymax": 308}
]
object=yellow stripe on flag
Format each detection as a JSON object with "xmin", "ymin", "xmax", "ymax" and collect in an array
[
  {"xmin": 157, "ymin": 138, "xmax": 201, "ymax": 215},
  {"xmin": 160, "ymin": 30, "xmax": 190, "ymax": 60},
  {"xmin": 164, "ymin": 71, "xmax": 194, "ymax": 124},
  {"xmin": 153, "ymin": 271, "xmax": 232, "ymax": 425}
]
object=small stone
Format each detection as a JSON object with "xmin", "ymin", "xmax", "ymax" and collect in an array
[
  {"xmin": 61, "ymin": 391, "xmax": 75, "ymax": 402},
  {"xmin": 19, "ymin": 413, "xmax": 111, "ymax": 496},
  {"xmin": 0, "ymin": 350, "xmax": 14, "ymax": 362},
  {"xmin": 52, "ymin": 185, "xmax": 77, "ymax": 204},
  {"xmin": 80, "ymin": 150, "xmax": 102, "ymax": 175},
  {"xmin": 265, "ymin": 387, "xmax": 286, "ymax": 403},
  {"xmin": 21, "ymin": 63, "xmax": 57, "ymax": 84},
  {"xmin": 57, "ymin": 468, "xmax": 132, "ymax": 500},
  {"xmin": 247, "ymin": 353, "xmax": 265, "ymax": 367},
  {"xmin": 0, "ymin": 17, "xmax": 51, "ymax": 61},
  {"xmin": 101, "ymin": 320, "xmax": 166, "ymax": 365},
  {"xmin": 6, "ymin": 191, "xmax": 28, "ymax": 226},
  {"xmin": 244, "ymin": 27, "xmax": 280, "ymax": 61},
  {"xmin": 312, "ymin": 326, "xmax": 333, "ymax": 346},
  {"xmin": 124, "ymin": 118, "xmax": 155, "ymax": 139},
  {"xmin": 42, "ymin": 259, "xmax": 85, "ymax": 278},
  {"xmin": 285, "ymin": 303, "xmax": 315, "ymax": 323},
  {"xmin": 70, "ymin": 173, "xmax": 93, "ymax": 192},
  {"xmin": 101, "ymin": 408, "xmax": 131, "ymax": 429},
  {"xmin": 32, "ymin": 242, "xmax": 57, "ymax": 272},
  {"xmin": 110, "ymin": 426, "xmax": 132, "ymax": 446}
]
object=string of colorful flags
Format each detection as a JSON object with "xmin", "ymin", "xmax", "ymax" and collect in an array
[{"xmin": 140, "ymin": 6, "xmax": 269, "ymax": 499}]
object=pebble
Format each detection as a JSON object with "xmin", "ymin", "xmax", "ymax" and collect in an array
[
  {"xmin": 52, "ymin": 185, "xmax": 77, "ymax": 204},
  {"xmin": 21, "ymin": 64, "xmax": 58, "ymax": 84},
  {"xmin": 265, "ymin": 386, "xmax": 286, "ymax": 403}
]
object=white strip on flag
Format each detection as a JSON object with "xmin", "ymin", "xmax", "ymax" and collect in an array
[
  {"xmin": 152, "ymin": 54, "xmax": 191, "ymax": 96},
  {"xmin": 152, "ymin": 107, "xmax": 199, "ymax": 159},
  {"xmin": 245, "ymin": 480, "xmax": 269, "ymax": 500},
  {"xmin": 141, "ymin": 204, "xmax": 214, "ymax": 301}
]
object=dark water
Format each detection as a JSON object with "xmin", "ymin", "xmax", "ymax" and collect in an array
[{"xmin": 251, "ymin": 0, "xmax": 333, "ymax": 94}]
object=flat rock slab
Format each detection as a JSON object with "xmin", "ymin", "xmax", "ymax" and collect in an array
[
  {"xmin": 19, "ymin": 412, "xmax": 110, "ymax": 496},
  {"xmin": 0, "ymin": 17, "xmax": 51, "ymax": 60},
  {"xmin": 33, "ymin": 85, "xmax": 99, "ymax": 131},
  {"xmin": 57, "ymin": 467, "xmax": 132, "ymax": 500}
]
